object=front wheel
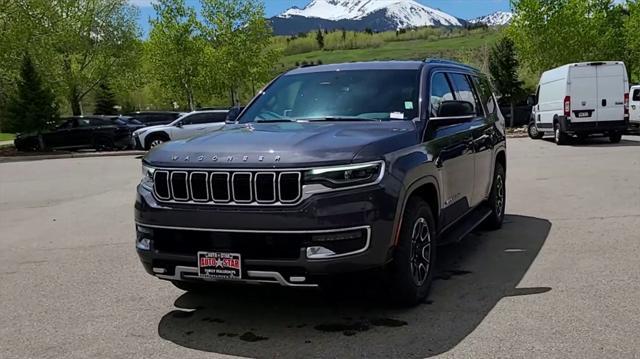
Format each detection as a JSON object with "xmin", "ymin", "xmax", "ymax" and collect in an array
[
  {"xmin": 386, "ymin": 198, "xmax": 436, "ymax": 307},
  {"xmin": 483, "ymin": 162, "xmax": 506, "ymax": 230},
  {"xmin": 528, "ymin": 123, "xmax": 544, "ymax": 139},
  {"xmin": 609, "ymin": 132, "xmax": 622, "ymax": 143}
]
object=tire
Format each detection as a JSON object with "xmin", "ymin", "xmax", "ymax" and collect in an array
[
  {"xmin": 528, "ymin": 123, "xmax": 543, "ymax": 139},
  {"xmin": 171, "ymin": 280, "xmax": 212, "ymax": 292},
  {"xmin": 145, "ymin": 133, "xmax": 168, "ymax": 150},
  {"xmin": 386, "ymin": 197, "xmax": 436, "ymax": 307},
  {"xmin": 93, "ymin": 136, "xmax": 114, "ymax": 151},
  {"xmin": 554, "ymin": 123, "xmax": 569, "ymax": 145},
  {"xmin": 609, "ymin": 132, "xmax": 622, "ymax": 143},
  {"xmin": 483, "ymin": 162, "xmax": 506, "ymax": 230}
]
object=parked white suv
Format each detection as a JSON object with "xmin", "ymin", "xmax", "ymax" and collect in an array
[
  {"xmin": 132, "ymin": 110, "xmax": 228, "ymax": 150},
  {"xmin": 527, "ymin": 61, "xmax": 629, "ymax": 145}
]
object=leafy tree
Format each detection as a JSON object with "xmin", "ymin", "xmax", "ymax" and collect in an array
[
  {"xmin": 489, "ymin": 37, "xmax": 524, "ymax": 128},
  {"xmin": 5, "ymin": 55, "xmax": 58, "ymax": 136},
  {"xmin": 509, "ymin": 0, "xmax": 627, "ymax": 74},
  {"xmin": 316, "ymin": 29, "xmax": 325, "ymax": 49},
  {"xmin": 94, "ymin": 82, "xmax": 118, "ymax": 115},
  {"xmin": 200, "ymin": 0, "xmax": 279, "ymax": 105},
  {"xmin": 146, "ymin": 0, "xmax": 207, "ymax": 111}
]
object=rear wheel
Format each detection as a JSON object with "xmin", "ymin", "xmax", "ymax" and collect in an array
[
  {"xmin": 387, "ymin": 197, "xmax": 436, "ymax": 307},
  {"xmin": 94, "ymin": 136, "xmax": 114, "ymax": 151},
  {"xmin": 554, "ymin": 123, "xmax": 569, "ymax": 145},
  {"xmin": 609, "ymin": 132, "xmax": 622, "ymax": 143},
  {"xmin": 528, "ymin": 123, "xmax": 543, "ymax": 139},
  {"xmin": 483, "ymin": 162, "xmax": 506, "ymax": 230}
]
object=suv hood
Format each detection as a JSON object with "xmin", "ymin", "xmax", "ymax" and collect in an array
[{"xmin": 145, "ymin": 121, "xmax": 418, "ymax": 168}]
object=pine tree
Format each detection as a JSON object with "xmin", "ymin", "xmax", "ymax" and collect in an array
[
  {"xmin": 94, "ymin": 82, "xmax": 118, "ymax": 115},
  {"xmin": 489, "ymin": 37, "xmax": 524, "ymax": 128},
  {"xmin": 6, "ymin": 55, "xmax": 58, "ymax": 134},
  {"xmin": 316, "ymin": 29, "xmax": 324, "ymax": 49}
]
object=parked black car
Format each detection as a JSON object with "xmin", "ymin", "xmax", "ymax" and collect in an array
[
  {"xmin": 125, "ymin": 111, "xmax": 183, "ymax": 127},
  {"xmin": 135, "ymin": 60, "xmax": 507, "ymax": 305},
  {"xmin": 14, "ymin": 116, "xmax": 143, "ymax": 151}
]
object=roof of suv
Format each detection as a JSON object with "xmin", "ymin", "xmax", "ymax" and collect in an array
[{"xmin": 285, "ymin": 60, "xmax": 480, "ymax": 75}]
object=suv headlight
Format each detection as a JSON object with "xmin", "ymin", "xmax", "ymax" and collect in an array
[
  {"xmin": 304, "ymin": 161, "xmax": 384, "ymax": 188},
  {"xmin": 141, "ymin": 164, "xmax": 155, "ymax": 191}
]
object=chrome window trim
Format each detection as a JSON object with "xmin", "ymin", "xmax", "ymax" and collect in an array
[
  {"xmin": 153, "ymin": 170, "xmax": 171, "ymax": 200},
  {"xmin": 209, "ymin": 172, "xmax": 231, "ymax": 202},
  {"xmin": 189, "ymin": 172, "xmax": 209, "ymax": 202},
  {"xmin": 170, "ymin": 171, "xmax": 190, "ymax": 201},
  {"xmin": 231, "ymin": 172, "xmax": 253, "ymax": 203},
  {"xmin": 278, "ymin": 172, "xmax": 301, "ymax": 203},
  {"xmin": 254, "ymin": 172, "xmax": 277, "ymax": 204}
]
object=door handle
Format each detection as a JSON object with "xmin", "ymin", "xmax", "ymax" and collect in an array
[{"xmin": 602, "ymin": 99, "xmax": 607, "ymax": 107}]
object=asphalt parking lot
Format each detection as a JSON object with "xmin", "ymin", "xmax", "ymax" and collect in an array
[{"xmin": 1, "ymin": 136, "xmax": 639, "ymax": 358}]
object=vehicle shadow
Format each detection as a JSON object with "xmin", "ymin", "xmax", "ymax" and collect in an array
[{"xmin": 157, "ymin": 215, "xmax": 551, "ymax": 359}]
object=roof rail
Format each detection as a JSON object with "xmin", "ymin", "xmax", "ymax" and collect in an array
[{"xmin": 424, "ymin": 58, "xmax": 479, "ymax": 71}]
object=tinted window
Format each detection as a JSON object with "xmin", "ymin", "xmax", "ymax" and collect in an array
[
  {"xmin": 76, "ymin": 119, "xmax": 91, "ymax": 127},
  {"xmin": 88, "ymin": 118, "xmax": 111, "ymax": 126},
  {"xmin": 239, "ymin": 69, "xmax": 420, "ymax": 122},
  {"xmin": 473, "ymin": 76, "xmax": 497, "ymax": 116},
  {"xmin": 450, "ymin": 73, "xmax": 482, "ymax": 116},
  {"xmin": 633, "ymin": 89, "xmax": 640, "ymax": 101},
  {"xmin": 430, "ymin": 72, "xmax": 456, "ymax": 117},
  {"xmin": 57, "ymin": 120, "xmax": 74, "ymax": 129}
]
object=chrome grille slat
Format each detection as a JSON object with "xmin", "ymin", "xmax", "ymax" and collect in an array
[{"xmin": 154, "ymin": 169, "xmax": 302, "ymax": 206}]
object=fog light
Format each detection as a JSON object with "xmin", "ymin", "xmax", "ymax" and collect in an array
[
  {"xmin": 306, "ymin": 246, "xmax": 336, "ymax": 259},
  {"xmin": 136, "ymin": 237, "xmax": 151, "ymax": 250}
]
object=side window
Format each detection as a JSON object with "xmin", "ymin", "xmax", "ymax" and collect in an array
[
  {"xmin": 76, "ymin": 119, "xmax": 91, "ymax": 127},
  {"xmin": 211, "ymin": 112, "xmax": 228, "ymax": 122},
  {"xmin": 182, "ymin": 113, "xmax": 212, "ymax": 125},
  {"xmin": 450, "ymin": 73, "xmax": 482, "ymax": 116},
  {"xmin": 633, "ymin": 89, "xmax": 640, "ymax": 101},
  {"xmin": 88, "ymin": 118, "xmax": 109, "ymax": 126},
  {"xmin": 430, "ymin": 72, "xmax": 456, "ymax": 117},
  {"xmin": 473, "ymin": 76, "xmax": 498, "ymax": 117}
]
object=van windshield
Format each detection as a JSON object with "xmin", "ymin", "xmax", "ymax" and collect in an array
[{"xmin": 238, "ymin": 69, "xmax": 420, "ymax": 123}]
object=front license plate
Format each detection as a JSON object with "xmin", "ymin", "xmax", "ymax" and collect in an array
[
  {"xmin": 198, "ymin": 252, "xmax": 242, "ymax": 279},
  {"xmin": 577, "ymin": 111, "xmax": 591, "ymax": 118}
]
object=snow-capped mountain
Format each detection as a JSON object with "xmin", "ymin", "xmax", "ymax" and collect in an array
[
  {"xmin": 271, "ymin": 0, "xmax": 464, "ymax": 35},
  {"xmin": 469, "ymin": 11, "xmax": 513, "ymax": 26}
]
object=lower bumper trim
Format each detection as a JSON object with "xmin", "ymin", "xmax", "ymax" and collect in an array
[{"xmin": 155, "ymin": 266, "xmax": 319, "ymax": 288}]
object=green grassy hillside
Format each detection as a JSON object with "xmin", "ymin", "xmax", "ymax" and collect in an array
[{"xmin": 276, "ymin": 30, "xmax": 500, "ymax": 70}]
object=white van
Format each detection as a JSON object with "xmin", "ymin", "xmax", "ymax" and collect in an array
[
  {"xmin": 628, "ymin": 84, "xmax": 640, "ymax": 131},
  {"xmin": 527, "ymin": 61, "xmax": 629, "ymax": 145}
]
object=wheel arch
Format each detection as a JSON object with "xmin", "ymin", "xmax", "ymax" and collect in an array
[
  {"xmin": 144, "ymin": 131, "xmax": 170, "ymax": 149},
  {"xmin": 392, "ymin": 176, "xmax": 441, "ymax": 247}
]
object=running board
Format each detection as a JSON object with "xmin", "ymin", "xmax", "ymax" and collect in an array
[{"xmin": 438, "ymin": 206, "xmax": 492, "ymax": 245}]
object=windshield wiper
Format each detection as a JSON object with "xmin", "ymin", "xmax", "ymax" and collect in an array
[
  {"xmin": 304, "ymin": 116, "xmax": 380, "ymax": 122},
  {"xmin": 254, "ymin": 118, "xmax": 296, "ymax": 123}
]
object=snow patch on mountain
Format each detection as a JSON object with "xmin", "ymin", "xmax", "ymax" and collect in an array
[
  {"xmin": 279, "ymin": 0, "xmax": 463, "ymax": 28},
  {"xmin": 469, "ymin": 11, "xmax": 514, "ymax": 26}
]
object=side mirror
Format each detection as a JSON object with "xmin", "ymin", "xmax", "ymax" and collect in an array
[
  {"xmin": 175, "ymin": 121, "xmax": 183, "ymax": 128},
  {"xmin": 437, "ymin": 100, "xmax": 475, "ymax": 118},
  {"xmin": 527, "ymin": 95, "xmax": 537, "ymax": 106},
  {"xmin": 225, "ymin": 107, "xmax": 244, "ymax": 124}
]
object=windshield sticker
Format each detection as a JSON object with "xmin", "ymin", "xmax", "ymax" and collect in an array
[
  {"xmin": 404, "ymin": 101, "xmax": 414, "ymax": 110},
  {"xmin": 390, "ymin": 112, "xmax": 404, "ymax": 119}
]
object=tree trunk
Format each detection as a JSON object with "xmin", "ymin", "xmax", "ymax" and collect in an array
[
  {"xmin": 70, "ymin": 93, "xmax": 82, "ymax": 116},
  {"xmin": 510, "ymin": 102, "xmax": 516, "ymax": 128}
]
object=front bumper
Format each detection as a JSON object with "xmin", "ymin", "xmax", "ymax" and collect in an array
[
  {"xmin": 135, "ymin": 180, "xmax": 400, "ymax": 286},
  {"xmin": 132, "ymin": 135, "xmax": 143, "ymax": 150}
]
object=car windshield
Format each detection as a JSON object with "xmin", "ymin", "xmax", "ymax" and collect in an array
[{"xmin": 238, "ymin": 69, "xmax": 420, "ymax": 123}]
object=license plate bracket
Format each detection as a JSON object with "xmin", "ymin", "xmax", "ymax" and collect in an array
[
  {"xmin": 577, "ymin": 111, "xmax": 591, "ymax": 118},
  {"xmin": 198, "ymin": 252, "xmax": 242, "ymax": 280}
]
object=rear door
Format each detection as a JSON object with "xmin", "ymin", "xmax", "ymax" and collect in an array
[
  {"xmin": 596, "ymin": 64, "xmax": 626, "ymax": 123},
  {"xmin": 569, "ymin": 65, "xmax": 598, "ymax": 123}
]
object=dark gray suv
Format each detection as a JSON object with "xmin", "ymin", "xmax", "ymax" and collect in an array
[{"xmin": 135, "ymin": 60, "xmax": 507, "ymax": 305}]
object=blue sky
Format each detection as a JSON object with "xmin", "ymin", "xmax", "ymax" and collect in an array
[{"xmin": 133, "ymin": 0, "xmax": 512, "ymax": 35}]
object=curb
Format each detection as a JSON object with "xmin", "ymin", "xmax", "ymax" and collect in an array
[{"xmin": 0, "ymin": 150, "xmax": 146, "ymax": 163}]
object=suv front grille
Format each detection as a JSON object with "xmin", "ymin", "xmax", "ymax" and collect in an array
[{"xmin": 153, "ymin": 169, "xmax": 302, "ymax": 205}]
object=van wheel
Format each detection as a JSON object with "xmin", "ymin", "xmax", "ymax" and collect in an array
[
  {"xmin": 554, "ymin": 123, "xmax": 569, "ymax": 145},
  {"xmin": 528, "ymin": 123, "xmax": 543, "ymax": 139},
  {"xmin": 609, "ymin": 133, "xmax": 622, "ymax": 143},
  {"xmin": 387, "ymin": 197, "xmax": 436, "ymax": 307},
  {"xmin": 483, "ymin": 162, "xmax": 506, "ymax": 230}
]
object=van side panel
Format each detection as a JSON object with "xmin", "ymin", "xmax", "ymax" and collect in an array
[
  {"xmin": 537, "ymin": 75, "xmax": 567, "ymax": 129},
  {"xmin": 568, "ymin": 66, "xmax": 598, "ymax": 123},
  {"xmin": 595, "ymin": 64, "xmax": 627, "ymax": 123}
]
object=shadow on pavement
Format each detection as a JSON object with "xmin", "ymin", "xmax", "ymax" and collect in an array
[
  {"xmin": 157, "ymin": 215, "xmax": 551, "ymax": 358},
  {"xmin": 542, "ymin": 137, "xmax": 640, "ymax": 147}
]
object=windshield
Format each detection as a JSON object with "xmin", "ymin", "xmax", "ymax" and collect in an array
[{"xmin": 238, "ymin": 69, "xmax": 420, "ymax": 123}]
